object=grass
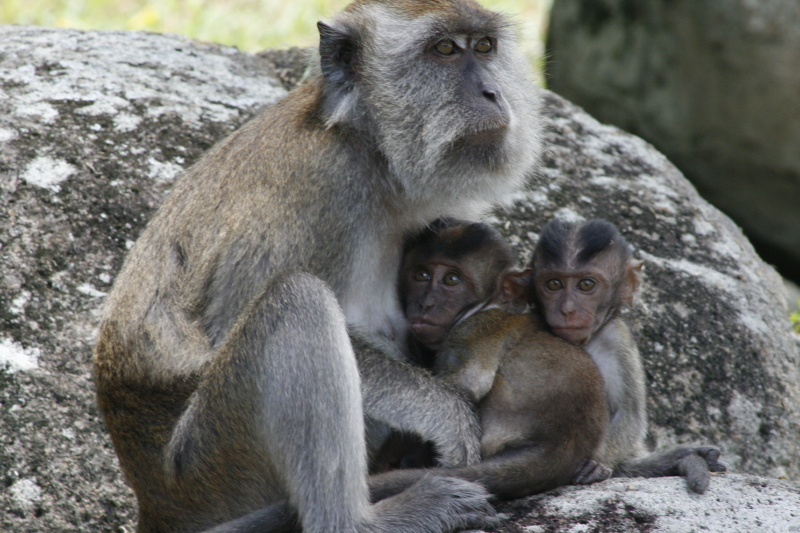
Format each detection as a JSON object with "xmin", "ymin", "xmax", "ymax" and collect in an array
[{"xmin": 0, "ymin": 0, "xmax": 551, "ymax": 82}]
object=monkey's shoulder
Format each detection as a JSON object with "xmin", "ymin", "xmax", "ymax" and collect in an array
[
  {"xmin": 503, "ymin": 320, "xmax": 601, "ymax": 380},
  {"xmin": 446, "ymin": 308, "xmax": 527, "ymax": 349}
]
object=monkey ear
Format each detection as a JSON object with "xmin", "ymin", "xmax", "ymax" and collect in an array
[
  {"xmin": 499, "ymin": 268, "xmax": 532, "ymax": 314},
  {"xmin": 318, "ymin": 21, "xmax": 358, "ymax": 88},
  {"xmin": 621, "ymin": 260, "xmax": 644, "ymax": 306}
]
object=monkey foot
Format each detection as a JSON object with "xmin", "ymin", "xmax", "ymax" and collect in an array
[{"xmin": 572, "ymin": 459, "xmax": 613, "ymax": 485}]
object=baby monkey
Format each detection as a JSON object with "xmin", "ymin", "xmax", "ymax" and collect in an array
[
  {"xmin": 531, "ymin": 218, "xmax": 726, "ymax": 493},
  {"xmin": 369, "ymin": 219, "xmax": 610, "ymax": 501}
]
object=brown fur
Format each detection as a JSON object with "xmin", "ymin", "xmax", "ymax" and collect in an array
[
  {"xmin": 369, "ymin": 310, "xmax": 608, "ymax": 500},
  {"xmin": 371, "ymin": 221, "xmax": 607, "ymax": 500},
  {"xmin": 531, "ymin": 218, "xmax": 726, "ymax": 493}
]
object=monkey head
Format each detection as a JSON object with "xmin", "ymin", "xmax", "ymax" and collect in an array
[
  {"xmin": 317, "ymin": 0, "xmax": 541, "ymax": 214},
  {"xmin": 401, "ymin": 219, "xmax": 525, "ymax": 350},
  {"xmin": 530, "ymin": 219, "xmax": 643, "ymax": 346}
]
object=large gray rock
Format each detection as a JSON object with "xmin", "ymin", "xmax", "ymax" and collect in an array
[
  {"xmin": 0, "ymin": 25, "xmax": 798, "ymax": 532},
  {"xmin": 546, "ymin": 0, "xmax": 800, "ymax": 283},
  {"xmin": 0, "ymin": 26, "xmax": 286, "ymax": 532},
  {"xmin": 495, "ymin": 473, "xmax": 800, "ymax": 532}
]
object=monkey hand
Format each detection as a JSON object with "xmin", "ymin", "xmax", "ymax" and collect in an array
[
  {"xmin": 572, "ymin": 458, "xmax": 613, "ymax": 485},
  {"xmin": 430, "ymin": 396, "xmax": 482, "ymax": 468},
  {"xmin": 375, "ymin": 475, "xmax": 497, "ymax": 533}
]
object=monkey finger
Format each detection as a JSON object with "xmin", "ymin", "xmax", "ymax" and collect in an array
[
  {"xmin": 695, "ymin": 446, "xmax": 720, "ymax": 462},
  {"xmin": 401, "ymin": 476, "xmax": 498, "ymax": 531},
  {"xmin": 710, "ymin": 461, "xmax": 727, "ymax": 473},
  {"xmin": 572, "ymin": 459, "xmax": 613, "ymax": 485},
  {"xmin": 694, "ymin": 446, "xmax": 727, "ymax": 472}
]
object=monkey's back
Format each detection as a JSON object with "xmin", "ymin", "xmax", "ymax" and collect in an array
[{"xmin": 478, "ymin": 313, "xmax": 608, "ymax": 469}]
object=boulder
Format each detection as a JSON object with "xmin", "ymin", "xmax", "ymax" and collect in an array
[
  {"xmin": 494, "ymin": 473, "xmax": 800, "ymax": 532},
  {"xmin": 546, "ymin": 0, "xmax": 800, "ymax": 283},
  {"xmin": 0, "ymin": 25, "xmax": 798, "ymax": 532}
]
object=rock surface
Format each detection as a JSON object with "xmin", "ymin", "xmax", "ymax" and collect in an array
[
  {"xmin": 1, "ymin": 26, "xmax": 798, "ymax": 532},
  {"xmin": 546, "ymin": 0, "xmax": 800, "ymax": 283},
  {"xmin": 494, "ymin": 473, "xmax": 800, "ymax": 533}
]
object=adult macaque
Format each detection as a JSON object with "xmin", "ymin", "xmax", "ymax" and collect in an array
[
  {"xmin": 531, "ymin": 218, "xmax": 726, "ymax": 494},
  {"xmin": 93, "ymin": 1, "xmax": 541, "ymax": 531},
  {"xmin": 368, "ymin": 220, "xmax": 609, "ymax": 501}
]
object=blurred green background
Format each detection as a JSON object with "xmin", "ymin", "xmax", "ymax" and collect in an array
[{"xmin": 0, "ymin": 0, "xmax": 551, "ymax": 82}]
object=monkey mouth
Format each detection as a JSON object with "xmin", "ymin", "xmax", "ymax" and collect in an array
[
  {"xmin": 464, "ymin": 117, "xmax": 510, "ymax": 139},
  {"xmin": 410, "ymin": 320, "xmax": 448, "ymax": 348}
]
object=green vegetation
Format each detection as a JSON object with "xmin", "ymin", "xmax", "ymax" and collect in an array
[
  {"xmin": 0, "ymin": 0, "xmax": 551, "ymax": 81},
  {"xmin": 791, "ymin": 301, "xmax": 800, "ymax": 334}
]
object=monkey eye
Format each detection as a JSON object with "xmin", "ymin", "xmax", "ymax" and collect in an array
[
  {"xmin": 577, "ymin": 279, "xmax": 596, "ymax": 292},
  {"xmin": 443, "ymin": 272, "xmax": 462, "ymax": 286},
  {"xmin": 474, "ymin": 37, "xmax": 492, "ymax": 54},
  {"xmin": 434, "ymin": 39, "xmax": 458, "ymax": 56},
  {"xmin": 545, "ymin": 279, "xmax": 563, "ymax": 291},
  {"xmin": 414, "ymin": 268, "xmax": 432, "ymax": 282}
]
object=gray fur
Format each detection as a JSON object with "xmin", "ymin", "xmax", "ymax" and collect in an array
[
  {"xmin": 584, "ymin": 317, "xmax": 648, "ymax": 466},
  {"xmin": 93, "ymin": 1, "xmax": 541, "ymax": 532}
]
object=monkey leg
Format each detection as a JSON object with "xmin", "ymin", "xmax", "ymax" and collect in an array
[
  {"xmin": 369, "ymin": 444, "xmax": 583, "ymax": 502},
  {"xmin": 165, "ymin": 273, "xmax": 494, "ymax": 533},
  {"xmin": 615, "ymin": 447, "xmax": 726, "ymax": 494}
]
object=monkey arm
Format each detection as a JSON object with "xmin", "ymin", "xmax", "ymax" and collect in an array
[
  {"xmin": 435, "ymin": 311, "xmax": 513, "ymax": 403},
  {"xmin": 351, "ymin": 335, "xmax": 483, "ymax": 468}
]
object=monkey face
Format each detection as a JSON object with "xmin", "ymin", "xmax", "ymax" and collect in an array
[
  {"xmin": 317, "ymin": 1, "xmax": 541, "ymax": 212},
  {"xmin": 533, "ymin": 267, "xmax": 613, "ymax": 346},
  {"xmin": 403, "ymin": 261, "xmax": 482, "ymax": 350}
]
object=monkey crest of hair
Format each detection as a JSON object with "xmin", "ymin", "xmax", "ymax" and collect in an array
[
  {"xmin": 318, "ymin": 0, "xmax": 541, "ymax": 213},
  {"xmin": 94, "ymin": 1, "xmax": 541, "ymax": 532},
  {"xmin": 534, "ymin": 219, "xmax": 633, "ymax": 270}
]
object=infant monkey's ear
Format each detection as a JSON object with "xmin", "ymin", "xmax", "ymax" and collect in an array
[{"xmin": 498, "ymin": 268, "xmax": 532, "ymax": 315}]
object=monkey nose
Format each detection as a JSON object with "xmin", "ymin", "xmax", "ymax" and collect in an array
[
  {"xmin": 482, "ymin": 87, "xmax": 498, "ymax": 102},
  {"xmin": 480, "ymin": 81, "xmax": 503, "ymax": 105}
]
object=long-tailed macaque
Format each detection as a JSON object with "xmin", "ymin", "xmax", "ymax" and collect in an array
[
  {"xmin": 368, "ymin": 219, "xmax": 609, "ymax": 501},
  {"xmin": 93, "ymin": 1, "xmax": 542, "ymax": 532},
  {"xmin": 531, "ymin": 218, "xmax": 726, "ymax": 494}
]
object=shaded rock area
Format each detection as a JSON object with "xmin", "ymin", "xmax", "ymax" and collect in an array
[
  {"xmin": 0, "ymin": 26, "xmax": 798, "ymax": 533},
  {"xmin": 546, "ymin": 0, "xmax": 800, "ymax": 284}
]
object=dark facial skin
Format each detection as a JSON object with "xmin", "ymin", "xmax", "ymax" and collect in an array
[
  {"xmin": 404, "ymin": 260, "xmax": 482, "ymax": 350},
  {"xmin": 429, "ymin": 35, "xmax": 510, "ymax": 139},
  {"xmin": 533, "ymin": 261, "xmax": 616, "ymax": 347}
]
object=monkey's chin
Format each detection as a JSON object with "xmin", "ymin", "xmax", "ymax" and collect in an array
[
  {"xmin": 552, "ymin": 328, "xmax": 590, "ymax": 347},
  {"xmin": 410, "ymin": 322, "xmax": 447, "ymax": 350}
]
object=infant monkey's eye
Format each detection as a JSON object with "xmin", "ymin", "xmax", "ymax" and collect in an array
[
  {"xmin": 414, "ymin": 268, "xmax": 432, "ymax": 282},
  {"xmin": 577, "ymin": 279, "xmax": 596, "ymax": 292},
  {"xmin": 444, "ymin": 272, "xmax": 462, "ymax": 286},
  {"xmin": 545, "ymin": 279, "xmax": 563, "ymax": 291}
]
